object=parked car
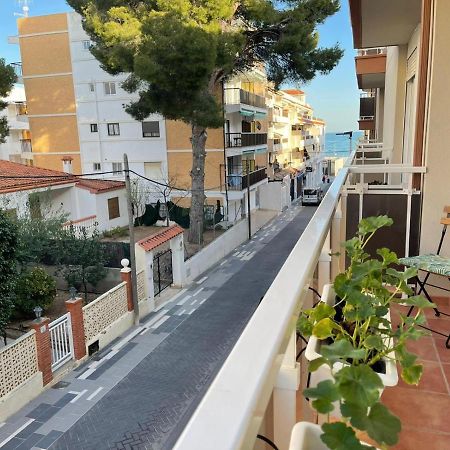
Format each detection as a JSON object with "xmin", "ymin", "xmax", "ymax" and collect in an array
[{"xmin": 302, "ymin": 188, "xmax": 323, "ymax": 206}]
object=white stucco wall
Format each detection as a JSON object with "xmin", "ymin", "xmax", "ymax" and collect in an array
[{"xmin": 94, "ymin": 189, "xmax": 128, "ymax": 231}]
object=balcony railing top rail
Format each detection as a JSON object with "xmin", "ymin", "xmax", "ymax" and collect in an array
[
  {"xmin": 357, "ymin": 47, "xmax": 387, "ymax": 56},
  {"xmin": 174, "ymin": 151, "xmax": 356, "ymax": 450}
]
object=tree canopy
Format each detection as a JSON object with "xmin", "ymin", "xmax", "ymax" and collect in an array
[
  {"xmin": 67, "ymin": 0, "xmax": 343, "ymax": 128},
  {"xmin": 0, "ymin": 58, "xmax": 17, "ymax": 143}
]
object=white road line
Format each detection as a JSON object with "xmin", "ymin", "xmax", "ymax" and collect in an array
[
  {"xmin": 105, "ymin": 350, "xmax": 118, "ymax": 360},
  {"xmin": 140, "ymin": 327, "xmax": 151, "ymax": 336},
  {"xmin": 112, "ymin": 326, "xmax": 144, "ymax": 352},
  {"xmin": 242, "ymin": 251, "xmax": 256, "ymax": 261},
  {"xmin": 199, "ymin": 298, "xmax": 207, "ymax": 305},
  {"xmin": 176, "ymin": 295, "xmax": 191, "ymax": 306},
  {"xmin": 87, "ymin": 387, "xmax": 104, "ymax": 401},
  {"xmin": 0, "ymin": 419, "xmax": 34, "ymax": 447},
  {"xmin": 196, "ymin": 276, "xmax": 208, "ymax": 284},
  {"xmin": 78, "ymin": 367, "xmax": 97, "ymax": 380},
  {"xmin": 69, "ymin": 389, "xmax": 88, "ymax": 403},
  {"xmin": 150, "ymin": 315, "xmax": 170, "ymax": 329},
  {"xmin": 232, "ymin": 252, "xmax": 239, "ymax": 256},
  {"xmin": 176, "ymin": 309, "xmax": 186, "ymax": 316},
  {"xmin": 220, "ymin": 259, "xmax": 228, "ymax": 266},
  {"xmin": 143, "ymin": 309, "xmax": 169, "ymax": 327},
  {"xmin": 190, "ymin": 299, "xmax": 198, "ymax": 305},
  {"xmin": 187, "ymin": 308, "xmax": 195, "ymax": 315},
  {"xmin": 192, "ymin": 287, "xmax": 204, "ymax": 297}
]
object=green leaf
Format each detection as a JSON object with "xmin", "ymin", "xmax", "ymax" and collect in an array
[
  {"xmin": 335, "ymin": 365, "xmax": 383, "ymax": 407},
  {"xmin": 363, "ymin": 335, "xmax": 383, "ymax": 350},
  {"xmin": 358, "ymin": 216, "xmax": 393, "ymax": 236},
  {"xmin": 303, "ymin": 380, "xmax": 340, "ymax": 414},
  {"xmin": 321, "ymin": 422, "xmax": 373, "ymax": 450},
  {"xmin": 340, "ymin": 401, "xmax": 369, "ymax": 430},
  {"xmin": 365, "ymin": 402, "xmax": 401, "ymax": 446},
  {"xmin": 309, "ymin": 357, "xmax": 329, "ymax": 372},
  {"xmin": 401, "ymin": 364, "xmax": 423, "ymax": 385},
  {"xmin": 403, "ymin": 295, "xmax": 436, "ymax": 309},
  {"xmin": 311, "ymin": 302, "xmax": 336, "ymax": 322},
  {"xmin": 296, "ymin": 315, "xmax": 313, "ymax": 337},
  {"xmin": 377, "ymin": 247, "xmax": 398, "ymax": 266},
  {"xmin": 312, "ymin": 318, "xmax": 337, "ymax": 339},
  {"xmin": 321, "ymin": 340, "xmax": 366, "ymax": 363}
]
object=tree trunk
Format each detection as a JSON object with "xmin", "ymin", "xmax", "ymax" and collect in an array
[{"xmin": 188, "ymin": 124, "xmax": 208, "ymax": 244}]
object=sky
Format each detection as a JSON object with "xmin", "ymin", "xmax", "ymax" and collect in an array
[{"xmin": 0, "ymin": 0, "xmax": 359, "ymax": 132}]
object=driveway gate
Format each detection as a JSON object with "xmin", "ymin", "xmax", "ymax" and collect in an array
[
  {"xmin": 49, "ymin": 313, "xmax": 74, "ymax": 371},
  {"xmin": 153, "ymin": 249, "xmax": 173, "ymax": 295}
]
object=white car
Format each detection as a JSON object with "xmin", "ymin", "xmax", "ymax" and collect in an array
[{"xmin": 302, "ymin": 188, "xmax": 323, "ymax": 206}]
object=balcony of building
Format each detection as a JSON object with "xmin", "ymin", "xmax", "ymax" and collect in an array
[
  {"xmin": 225, "ymin": 132, "xmax": 268, "ymax": 149},
  {"xmin": 220, "ymin": 165, "xmax": 268, "ymax": 191},
  {"xmin": 349, "ymin": 0, "xmax": 422, "ymax": 48},
  {"xmin": 224, "ymin": 88, "xmax": 267, "ymax": 115},
  {"xmin": 10, "ymin": 62, "xmax": 23, "ymax": 83},
  {"xmin": 355, "ymin": 48, "xmax": 386, "ymax": 89},
  {"xmin": 174, "ymin": 150, "xmax": 442, "ymax": 450}
]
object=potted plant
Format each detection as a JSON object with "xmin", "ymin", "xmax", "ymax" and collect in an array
[{"xmin": 296, "ymin": 216, "xmax": 435, "ymax": 450}]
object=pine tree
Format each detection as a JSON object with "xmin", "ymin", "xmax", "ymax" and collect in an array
[
  {"xmin": 67, "ymin": 0, "xmax": 343, "ymax": 243},
  {"xmin": 0, "ymin": 59, "xmax": 17, "ymax": 143}
]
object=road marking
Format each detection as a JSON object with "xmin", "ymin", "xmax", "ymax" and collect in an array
[
  {"xmin": 199, "ymin": 298, "xmax": 207, "ymax": 305},
  {"xmin": 176, "ymin": 309, "xmax": 185, "ymax": 316},
  {"xmin": 176, "ymin": 295, "xmax": 191, "ymax": 306},
  {"xmin": 112, "ymin": 327, "xmax": 144, "ymax": 352},
  {"xmin": 150, "ymin": 315, "xmax": 170, "ymax": 329},
  {"xmin": 143, "ymin": 309, "xmax": 169, "ymax": 327},
  {"xmin": 190, "ymin": 299, "xmax": 198, "ymax": 305},
  {"xmin": 187, "ymin": 308, "xmax": 195, "ymax": 315},
  {"xmin": 196, "ymin": 276, "xmax": 208, "ymax": 284},
  {"xmin": 0, "ymin": 418, "xmax": 34, "ymax": 447},
  {"xmin": 220, "ymin": 259, "xmax": 228, "ymax": 266},
  {"xmin": 232, "ymin": 252, "xmax": 239, "ymax": 256},
  {"xmin": 192, "ymin": 287, "xmax": 204, "ymax": 297},
  {"xmin": 87, "ymin": 387, "xmax": 104, "ymax": 401},
  {"xmin": 70, "ymin": 389, "xmax": 88, "ymax": 403},
  {"xmin": 242, "ymin": 251, "xmax": 256, "ymax": 261}
]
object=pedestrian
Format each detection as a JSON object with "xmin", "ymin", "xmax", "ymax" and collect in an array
[{"xmin": 322, "ymin": 175, "xmax": 326, "ymax": 183}]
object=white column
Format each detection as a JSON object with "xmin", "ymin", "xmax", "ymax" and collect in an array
[
  {"xmin": 273, "ymin": 331, "xmax": 300, "ymax": 450},
  {"xmin": 318, "ymin": 230, "xmax": 331, "ymax": 294},
  {"xmin": 170, "ymin": 234, "xmax": 186, "ymax": 287},
  {"xmin": 331, "ymin": 202, "xmax": 342, "ymax": 280}
]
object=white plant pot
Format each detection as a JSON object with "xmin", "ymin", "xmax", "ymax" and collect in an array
[
  {"xmin": 289, "ymin": 422, "xmax": 377, "ymax": 450},
  {"xmin": 304, "ymin": 284, "xmax": 398, "ymax": 416}
]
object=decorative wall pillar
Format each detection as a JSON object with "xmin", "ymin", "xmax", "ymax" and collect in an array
[
  {"xmin": 170, "ymin": 234, "xmax": 186, "ymax": 287},
  {"xmin": 65, "ymin": 297, "xmax": 86, "ymax": 361},
  {"xmin": 120, "ymin": 258, "xmax": 134, "ymax": 312},
  {"xmin": 273, "ymin": 331, "xmax": 300, "ymax": 450},
  {"xmin": 30, "ymin": 318, "xmax": 53, "ymax": 385}
]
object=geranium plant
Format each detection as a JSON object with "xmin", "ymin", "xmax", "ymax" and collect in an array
[{"xmin": 297, "ymin": 216, "xmax": 435, "ymax": 450}]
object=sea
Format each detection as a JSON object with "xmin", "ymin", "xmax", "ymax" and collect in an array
[{"xmin": 323, "ymin": 131, "xmax": 363, "ymax": 158}]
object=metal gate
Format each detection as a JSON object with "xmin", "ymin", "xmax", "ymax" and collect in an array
[
  {"xmin": 153, "ymin": 249, "xmax": 173, "ymax": 295},
  {"xmin": 49, "ymin": 313, "xmax": 74, "ymax": 371}
]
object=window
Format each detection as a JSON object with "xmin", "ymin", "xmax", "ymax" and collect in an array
[
  {"xmin": 82, "ymin": 40, "xmax": 92, "ymax": 50},
  {"xmin": 90, "ymin": 123, "xmax": 98, "ymax": 133},
  {"xmin": 93, "ymin": 163, "xmax": 101, "ymax": 171},
  {"xmin": 108, "ymin": 197, "xmax": 120, "ymax": 220},
  {"xmin": 142, "ymin": 121, "xmax": 160, "ymax": 138},
  {"xmin": 144, "ymin": 162, "xmax": 162, "ymax": 180},
  {"xmin": 103, "ymin": 82, "xmax": 116, "ymax": 95},
  {"xmin": 89, "ymin": 83, "xmax": 95, "ymax": 92},
  {"xmin": 107, "ymin": 123, "xmax": 120, "ymax": 136},
  {"xmin": 112, "ymin": 162, "xmax": 123, "ymax": 175}
]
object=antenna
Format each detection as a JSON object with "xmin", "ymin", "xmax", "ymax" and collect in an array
[{"xmin": 14, "ymin": 0, "xmax": 32, "ymax": 18}]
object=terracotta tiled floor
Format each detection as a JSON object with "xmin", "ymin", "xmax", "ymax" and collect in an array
[{"xmin": 382, "ymin": 297, "xmax": 450, "ymax": 450}]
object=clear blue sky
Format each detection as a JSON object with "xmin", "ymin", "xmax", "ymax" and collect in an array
[{"xmin": 0, "ymin": 0, "xmax": 359, "ymax": 132}]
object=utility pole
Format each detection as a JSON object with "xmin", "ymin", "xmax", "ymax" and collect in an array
[
  {"xmin": 246, "ymin": 170, "xmax": 251, "ymax": 240},
  {"xmin": 123, "ymin": 154, "xmax": 140, "ymax": 325}
]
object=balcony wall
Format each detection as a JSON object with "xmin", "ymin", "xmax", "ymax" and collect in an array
[
  {"xmin": 358, "ymin": 118, "xmax": 375, "ymax": 130},
  {"xmin": 225, "ymin": 133, "xmax": 268, "ymax": 148},
  {"xmin": 356, "ymin": 53, "xmax": 386, "ymax": 89}
]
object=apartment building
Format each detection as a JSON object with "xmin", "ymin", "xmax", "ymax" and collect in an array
[
  {"xmin": 15, "ymin": 12, "xmax": 167, "ymax": 186},
  {"xmin": 0, "ymin": 85, "xmax": 33, "ymax": 166}
]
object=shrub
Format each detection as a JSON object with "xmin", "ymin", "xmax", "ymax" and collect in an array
[{"xmin": 15, "ymin": 267, "xmax": 57, "ymax": 316}]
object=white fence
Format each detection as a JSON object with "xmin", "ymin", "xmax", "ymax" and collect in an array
[
  {"xmin": 49, "ymin": 313, "xmax": 74, "ymax": 371},
  {"xmin": 62, "ymin": 215, "xmax": 98, "ymax": 238}
]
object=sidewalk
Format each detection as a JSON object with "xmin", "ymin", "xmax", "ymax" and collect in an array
[{"xmin": 0, "ymin": 201, "xmax": 317, "ymax": 450}]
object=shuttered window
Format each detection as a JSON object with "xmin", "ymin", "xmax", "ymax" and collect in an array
[
  {"xmin": 142, "ymin": 121, "xmax": 160, "ymax": 137},
  {"xmin": 108, "ymin": 197, "xmax": 120, "ymax": 220}
]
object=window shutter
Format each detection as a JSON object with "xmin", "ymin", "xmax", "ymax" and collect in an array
[
  {"xmin": 108, "ymin": 197, "xmax": 120, "ymax": 220},
  {"xmin": 142, "ymin": 121, "xmax": 160, "ymax": 137}
]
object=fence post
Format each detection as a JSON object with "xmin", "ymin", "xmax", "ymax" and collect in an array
[
  {"xmin": 30, "ymin": 318, "xmax": 53, "ymax": 385},
  {"xmin": 121, "ymin": 258, "xmax": 134, "ymax": 312},
  {"xmin": 65, "ymin": 297, "xmax": 87, "ymax": 361}
]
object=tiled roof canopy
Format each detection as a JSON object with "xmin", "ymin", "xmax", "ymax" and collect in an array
[
  {"xmin": 0, "ymin": 160, "xmax": 124, "ymax": 194},
  {"xmin": 137, "ymin": 225, "xmax": 184, "ymax": 252}
]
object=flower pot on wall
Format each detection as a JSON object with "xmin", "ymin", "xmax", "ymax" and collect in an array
[
  {"xmin": 304, "ymin": 284, "xmax": 398, "ymax": 415},
  {"xmin": 289, "ymin": 422, "xmax": 377, "ymax": 450}
]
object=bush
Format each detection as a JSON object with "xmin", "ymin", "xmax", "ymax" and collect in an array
[
  {"xmin": 102, "ymin": 226, "xmax": 129, "ymax": 238},
  {"xmin": 15, "ymin": 267, "xmax": 56, "ymax": 316}
]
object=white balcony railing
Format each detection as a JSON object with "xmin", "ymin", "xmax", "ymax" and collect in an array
[
  {"xmin": 357, "ymin": 47, "xmax": 387, "ymax": 56},
  {"xmin": 62, "ymin": 215, "xmax": 98, "ymax": 238},
  {"xmin": 174, "ymin": 155, "xmax": 426, "ymax": 450}
]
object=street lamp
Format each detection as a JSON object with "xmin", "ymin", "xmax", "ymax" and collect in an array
[{"xmin": 33, "ymin": 306, "xmax": 43, "ymax": 320}]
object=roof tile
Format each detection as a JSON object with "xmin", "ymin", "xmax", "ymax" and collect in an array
[{"xmin": 137, "ymin": 225, "xmax": 184, "ymax": 252}]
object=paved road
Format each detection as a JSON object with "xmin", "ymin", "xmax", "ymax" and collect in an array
[{"xmin": 0, "ymin": 202, "xmax": 318, "ymax": 450}]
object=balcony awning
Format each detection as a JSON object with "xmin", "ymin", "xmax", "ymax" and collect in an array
[
  {"xmin": 255, "ymin": 147, "xmax": 267, "ymax": 154},
  {"xmin": 240, "ymin": 109, "xmax": 267, "ymax": 118}
]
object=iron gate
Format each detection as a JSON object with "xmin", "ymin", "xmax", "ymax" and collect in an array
[
  {"xmin": 153, "ymin": 249, "xmax": 173, "ymax": 295},
  {"xmin": 49, "ymin": 313, "xmax": 74, "ymax": 371}
]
